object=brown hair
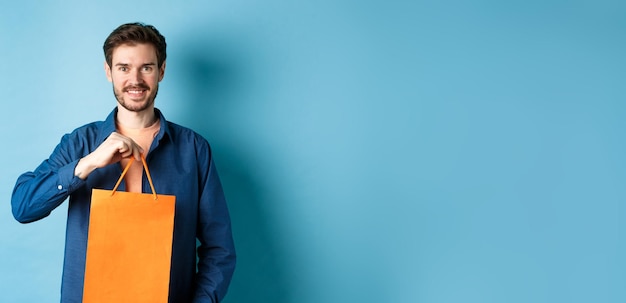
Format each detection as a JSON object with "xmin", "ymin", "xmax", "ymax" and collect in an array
[{"xmin": 103, "ymin": 22, "xmax": 167, "ymax": 68}]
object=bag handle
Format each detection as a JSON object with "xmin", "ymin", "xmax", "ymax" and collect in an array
[{"xmin": 111, "ymin": 155, "xmax": 158, "ymax": 200}]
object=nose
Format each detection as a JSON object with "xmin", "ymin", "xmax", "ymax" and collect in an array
[{"xmin": 129, "ymin": 68, "xmax": 144, "ymax": 85}]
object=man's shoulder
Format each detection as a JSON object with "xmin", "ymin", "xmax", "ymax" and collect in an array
[
  {"xmin": 66, "ymin": 109, "xmax": 116, "ymax": 139},
  {"xmin": 164, "ymin": 120, "xmax": 211, "ymax": 146},
  {"xmin": 67, "ymin": 120, "xmax": 107, "ymax": 137}
]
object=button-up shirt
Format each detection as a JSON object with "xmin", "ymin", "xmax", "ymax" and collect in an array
[{"xmin": 11, "ymin": 108, "xmax": 236, "ymax": 303}]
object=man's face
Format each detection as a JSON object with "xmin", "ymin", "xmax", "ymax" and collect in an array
[{"xmin": 105, "ymin": 43, "xmax": 165, "ymax": 113}]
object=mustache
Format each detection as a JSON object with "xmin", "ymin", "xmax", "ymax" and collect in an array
[{"xmin": 123, "ymin": 84, "xmax": 149, "ymax": 92}]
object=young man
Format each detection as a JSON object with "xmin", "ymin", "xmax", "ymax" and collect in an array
[{"xmin": 11, "ymin": 23, "xmax": 236, "ymax": 303}]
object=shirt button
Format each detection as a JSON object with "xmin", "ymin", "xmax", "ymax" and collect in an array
[{"xmin": 58, "ymin": 185, "xmax": 63, "ymax": 190}]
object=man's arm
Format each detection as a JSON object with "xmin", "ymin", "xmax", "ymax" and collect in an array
[
  {"xmin": 11, "ymin": 133, "xmax": 86, "ymax": 223},
  {"xmin": 194, "ymin": 154, "xmax": 236, "ymax": 303},
  {"xmin": 11, "ymin": 131, "xmax": 144, "ymax": 223}
]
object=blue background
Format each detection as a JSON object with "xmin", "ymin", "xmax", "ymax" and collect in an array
[{"xmin": 1, "ymin": 1, "xmax": 625, "ymax": 302}]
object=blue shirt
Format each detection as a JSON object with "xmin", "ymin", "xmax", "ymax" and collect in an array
[{"xmin": 11, "ymin": 108, "xmax": 236, "ymax": 303}]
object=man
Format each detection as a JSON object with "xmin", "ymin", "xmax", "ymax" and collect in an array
[{"xmin": 11, "ymin": 22, "xmax": 236, "ymax": 303}]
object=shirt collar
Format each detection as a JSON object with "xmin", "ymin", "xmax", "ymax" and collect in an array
[
  {"xmin": 98, "ymin": 107, "xmax": 172, "ymax": 145},
  {"xmin": 153, "ymin": 108, "xmax": 173, "ymax": 144}
]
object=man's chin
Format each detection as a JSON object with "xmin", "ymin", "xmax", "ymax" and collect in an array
[{"xmin": 117, "ymin": 99, "xmax": 154, "ymax": 113}]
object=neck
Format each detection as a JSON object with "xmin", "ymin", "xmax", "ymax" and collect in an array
[{"xmin": 116, "ymin": 105, "xmax": 157, "ymax": 129}]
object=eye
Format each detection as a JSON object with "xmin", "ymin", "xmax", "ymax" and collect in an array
[
  {"xmin": 118, "ymin": 66, "xmax": 128, "ymax": 72},
  {"xmin": 142, "ymin": 66, "xmax": 153, "ymax": 72}
]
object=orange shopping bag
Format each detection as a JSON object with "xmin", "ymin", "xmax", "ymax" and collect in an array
[{"xmin": 83, "ymin": 156, "xmax": 176, "ymax": 303}]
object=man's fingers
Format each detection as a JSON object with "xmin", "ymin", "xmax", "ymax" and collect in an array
[
  {"xmin": 111, "ymin": 135, "xmax": 144, "ymax": 160},
  {"xmin": 120, "ymin": 149, "xmax": 133, "ymax": 158},
  {"xmin": 119, "ymin": 146, "xmax": 143, "ymax": 161},
  {"xmin": 132, "ymin": 148, "xmax": 142, "ymax": 161},
  {"xmin": 131, "ymin": 142, "xmax": 144, "ymax": 161}
]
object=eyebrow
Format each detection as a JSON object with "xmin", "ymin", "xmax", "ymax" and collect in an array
[{"xmin": 114, "ymin": 63, "xmax": 157, "ymax": 67}]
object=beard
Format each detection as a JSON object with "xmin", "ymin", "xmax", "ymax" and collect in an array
[{"xmin": 112, "ymin": 83, "xmax": 159, "ymax": 112}]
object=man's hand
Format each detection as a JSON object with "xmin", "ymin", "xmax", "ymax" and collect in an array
[{"xmin": 74, "ymin": 132, "xmax": 143, "ymax": 180}]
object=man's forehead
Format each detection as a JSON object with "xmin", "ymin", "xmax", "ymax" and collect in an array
[{"xmin": 111, "ymin": 43, "xmax": 158, "ymax": 63}]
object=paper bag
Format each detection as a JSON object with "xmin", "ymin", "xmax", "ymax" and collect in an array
[{"xmin": 83, "ymin": 156, "xmax": 176, "ymax": 303}]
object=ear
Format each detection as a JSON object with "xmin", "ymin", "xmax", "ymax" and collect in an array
[
  {"xmin": 104, "ymin": 61, "xmax": 112, "ymax": 82},
  {"xmin": 158, "ymin": 61, "xmax": 166, "ymax": 82}
]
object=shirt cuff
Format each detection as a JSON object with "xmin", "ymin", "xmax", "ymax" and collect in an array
[{"xmin": 57, "ymin": 159, "xmax": 86, "ymax": 192}]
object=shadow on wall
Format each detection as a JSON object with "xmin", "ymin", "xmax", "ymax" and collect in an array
[{"xmin": 176, "ymin": 32, "xmax": 292, "ymax": 303}]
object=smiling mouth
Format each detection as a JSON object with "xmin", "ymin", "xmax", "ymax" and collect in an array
[
  {"xmin": 123, "ymin": 86, "xmax": 149, "ymax": 98},
  {"xmin": 127, "ymin": 89, "xmax": 145, "ymax": 94}
]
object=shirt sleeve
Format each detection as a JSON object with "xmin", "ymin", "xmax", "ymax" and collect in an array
[
  {"xmin": 11, "ymin": 133, "xmax": 87, "ymax": 223},
  {"xmin": 193, "ymin": 145, "xmax": 237, "ymax": 303}
]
